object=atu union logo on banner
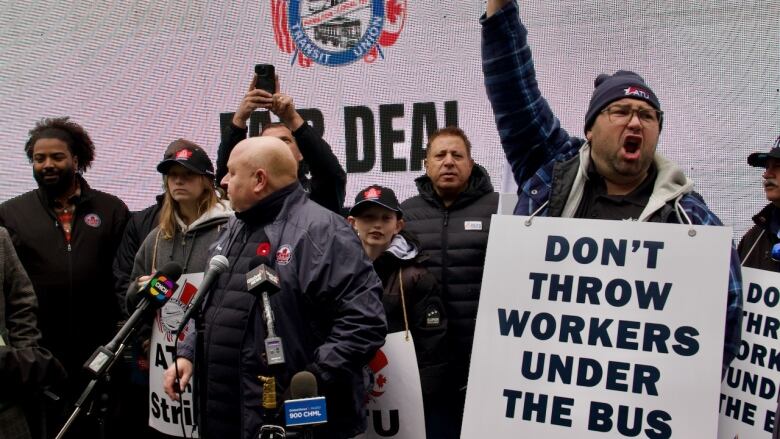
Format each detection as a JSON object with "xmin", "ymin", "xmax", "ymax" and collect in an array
[{"xmin": 271, "ymin": 0, "xmax": 407, "ymax": 67}]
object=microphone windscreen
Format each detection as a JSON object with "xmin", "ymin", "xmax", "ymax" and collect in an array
[
  {"xmin": 159, "ymin": 261, "xmax": 183, "ymax": 281},
  {"xmin": 209, "ymin": 255, "xmax": 230, "ymax": 273},
  {"xmin": 290, "ymin": 371, "xmax": 318, "ymax": 399}
]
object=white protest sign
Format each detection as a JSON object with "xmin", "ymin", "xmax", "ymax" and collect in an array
[
  {"xmin": 356, "ymin": 331, "xmax": 426, "ymax": 439},
  {"xmin": 462, "ymin": 215, "xmax": 733, "ymax": 438},
  {"xmin": 719, "ymin": 267, "xmax": 780, "ymax": 438},
  {"xmin": 148, "ymin": 272, "xmax": 203, "ymax": 437}
]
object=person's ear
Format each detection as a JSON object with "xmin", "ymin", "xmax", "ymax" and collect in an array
[
  {"xmin": 395, "ymin": 218, "xmax": 405, "ymax": 235},
  {"xmin": 253, "ymin": 169, "xmax": 267, "ymax": 193}
]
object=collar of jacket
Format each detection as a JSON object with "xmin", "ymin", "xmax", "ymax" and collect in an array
[
  {"xmin": 557, "ymin": 143, "xmax": 693, "ymax": 221},
  {"xmin": 175, "ymin": 200, "xmax": 232, "ymax": 234},
  {"xmin": 235, "ymin": 182, "xmax": 299, "ymax": 226},
  {"xmin": 35, "ymin": 173, "xmax": 96, "ymax": 209},
  {"xmin": 413, "ymin": 163, "xmax": 495, "ymax": 209},
  {"xmin": 753, "ymin": 203, "xmax": 780, "ymax": 231}
]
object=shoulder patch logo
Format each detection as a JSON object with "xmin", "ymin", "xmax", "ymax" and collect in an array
[
  {"xmin": 84, "ymin": 213, "xmax": 102, "ymax": 228},
  {"xmin": 276, "ymin": 245, "xmax": 293, "ymax": 265}
]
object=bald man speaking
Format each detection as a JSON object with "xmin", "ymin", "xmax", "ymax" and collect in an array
[{"xmin": 164, "ymin": 137, "xmax": 387, "ymax": 439}]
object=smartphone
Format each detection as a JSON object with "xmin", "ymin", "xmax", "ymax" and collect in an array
[{"xmin": 255, "ymin": 64, "xmax": 276, "ymax": 94}]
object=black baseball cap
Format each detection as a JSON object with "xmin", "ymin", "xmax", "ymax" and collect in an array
[
  {"xmin": 157, "ymin": 139, "xmax": 215, "ymax": 177},
  {"xmin": 349, "ymin": 185, "xmax": 402, "ymax": 218},
  {"xmin": 748, "ymin": 136, "xmax": 780, "ymax": 168}
]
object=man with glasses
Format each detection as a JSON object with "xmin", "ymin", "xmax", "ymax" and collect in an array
[{"xmin": 481, "ymin": 0, "xmax": 741, "ymax": 373}]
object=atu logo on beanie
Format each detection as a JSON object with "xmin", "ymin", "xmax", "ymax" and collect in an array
[{"xmin": 624, "ymin": 86, "xmax": 651, "ymax": 100}]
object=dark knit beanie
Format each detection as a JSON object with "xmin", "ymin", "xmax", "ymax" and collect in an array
[{"xmin": 583, "ymin": 70, "xmax": 662, "ymax": 133}]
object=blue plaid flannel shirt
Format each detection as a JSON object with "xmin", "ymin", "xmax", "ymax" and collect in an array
[{"xmin": 480, "ymin": 0, "xmax": 742, "ymax": 372}]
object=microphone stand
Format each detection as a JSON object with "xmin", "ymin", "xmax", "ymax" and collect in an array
[
  {"xmin": 56, "ymin": 329, "xmax": 134, "ymax": 439},
  {"xmin": 55, "ymin": 318, "xmax": 141, "ymax": 439}
]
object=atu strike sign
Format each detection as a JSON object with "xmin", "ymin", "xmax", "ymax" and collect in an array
[
  {"xmin": 149, "ymin": 272, "xmax": 203, "ymax": 437},
  {"xmin": 462, "ymin": 215, "xmax": 733, "ymax": 438}
]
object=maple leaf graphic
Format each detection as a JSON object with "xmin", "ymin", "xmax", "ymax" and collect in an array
[
  {"xmin": 379, "ymin": 0, "xmax": 406, "ymax": 47},
  {"xmin": 386, "ymin": 0, "xmax": 405, "ymax": 24},
  {"xmin": 376, "ymin": 374, "xmax": 388, "ymax": 388}
]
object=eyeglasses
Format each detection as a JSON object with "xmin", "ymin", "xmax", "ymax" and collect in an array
[{"xmin": 601, "ymin": 104, "xmax": 663, "ymax": 126}]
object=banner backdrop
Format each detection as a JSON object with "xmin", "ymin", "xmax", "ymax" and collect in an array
[
  {"xmin": 357, "ymin": 331, "xmax": 426, "ymax": 439},
  {"xmin": 719, "ymin": 267, "xmax": 780, "ymax": 438},
  {"xmin": 462, "ymin": 215, "xmax": 732, "ymax": 438},
  {"xmin": 148, "ymin": 272, "xmax": 203, "ymax": 437},
  {"xmin": 0, "ymin": 2, "xmax": 777, "ymax": 238}
]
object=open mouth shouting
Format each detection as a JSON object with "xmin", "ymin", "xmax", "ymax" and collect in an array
[{"xmin": 622, "ymin": 135, "xmax": 643, "ymax": 160}]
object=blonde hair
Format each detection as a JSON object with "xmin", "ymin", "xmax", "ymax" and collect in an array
[{"xmin": 158, "ymin": 174, "xmax": 219, "ymax": 239}]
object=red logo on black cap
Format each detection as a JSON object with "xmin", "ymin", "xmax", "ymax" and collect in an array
[
  {"xmin": 364, "ymin": 187, "xmax": 381, "ymax": 200},
  {"xmin": 176, "ymin": 149, "xmax": 193, "ymax": 160}
]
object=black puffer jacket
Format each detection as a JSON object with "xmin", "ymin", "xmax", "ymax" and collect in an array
[{"xmin": 400, "ymin": 164, "xmax": 498, "ymax": 388}]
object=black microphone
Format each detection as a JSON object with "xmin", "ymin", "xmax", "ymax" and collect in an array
[
  {"xmin": 247, "ymin": 255, "xmax": 284, "ymax": 366},
  {"xmin": 290, "ymin": 371, "xmax": 318, "ymax": 400},
  {"xmin": 175, "ymin": 255, "xmax": 230, "ymax": 334},
  {"xmin": 285, "ymin": 371, "xmax": 325, "ymax": 439},
  {"xmin": 84, "ymin": 261, "xmax": 182, "ymax": 376}
]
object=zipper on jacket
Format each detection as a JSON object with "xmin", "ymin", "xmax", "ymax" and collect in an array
[
  {"xmin": 440, "ymin": 209, "xmax": 450, "ymax": 297},
  {"xmin": 53, "ymin": 220, "xmax": 72, "ymax": 252}
]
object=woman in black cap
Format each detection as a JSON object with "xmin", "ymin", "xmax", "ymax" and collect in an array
[{"xmin": 125, "ymin": 139, "xmax": 231, "ymax": 438}]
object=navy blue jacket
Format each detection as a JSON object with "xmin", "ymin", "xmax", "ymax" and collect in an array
[{"xmin": 180, "ymin": 184, "xmax": 386, "ymax": 439}]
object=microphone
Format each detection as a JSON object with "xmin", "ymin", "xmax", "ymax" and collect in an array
[
  {"xmin": 246, "ymin": 255, "xmax": 284, "ymax": 366},
  {"xmin": 175, "ymin": 255, "xmax": 230, "ymax": 334},
  {"xmin": 290, "ymin": 371, "xmax": 318, "ymax": 400},
  {"xmin": 84, "ymin": 261, "xmax": 182, "ymax": 376},
  {"xmin": 284, "ymin": 371, "xmax": 327, "ymax": 438}
]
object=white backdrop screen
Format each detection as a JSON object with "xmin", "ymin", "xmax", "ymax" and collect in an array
[{"xmin": 0, "ymin": 1, "xmax": 777, "ymax": 237}]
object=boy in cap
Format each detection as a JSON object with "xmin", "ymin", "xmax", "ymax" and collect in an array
[{"xmin": 347, "ymin": 185, "xmax": 448, "ymax": 436}]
